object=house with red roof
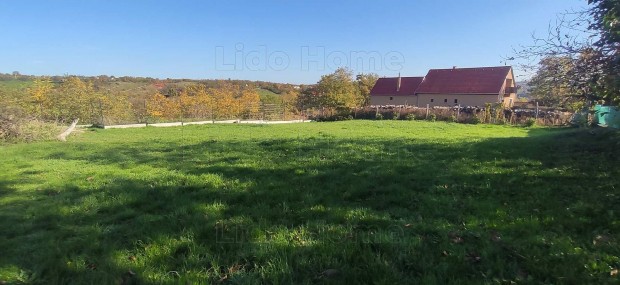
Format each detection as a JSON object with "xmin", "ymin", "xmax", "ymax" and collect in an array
[
  {"xmin": 369, "ymin": 66, "xmax": 517, "ymax": 107},
  {"xmin": 368, "ymin": 76, "xmax": 424, "ymax": 106}
]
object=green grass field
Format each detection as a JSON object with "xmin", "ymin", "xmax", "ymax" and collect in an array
[{"xmin": 1, "ymin": 121, "xmax": 619, "ymax": 284}]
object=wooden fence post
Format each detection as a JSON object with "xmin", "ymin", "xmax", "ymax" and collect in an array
[{"xmin": 426, "ymin": 104, "xmax": 430, "ymax": 119}]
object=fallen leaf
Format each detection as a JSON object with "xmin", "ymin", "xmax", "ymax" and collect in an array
[
  {"xmin": 611, "ymin": 268, "xmax": 618, "ymax": 276},
  {"xmin": 404, "ymin": 224, "xmax": 412, "ymax": 228},
  {"xmin": 128, "ymin": 256, "xmax": 136, "ymax": 262},
  {"xmin": 86, "ymin": 176, "xmax": 94, "ymax": 182}
]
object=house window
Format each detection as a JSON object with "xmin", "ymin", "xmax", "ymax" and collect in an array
[
  {"xmin": 454, "ymin": 99, "xmax": 458, "ymax": 104},
  {"xmin": 389, "ymin": 97, "xmax": 393, "ymax": 100},
  {"xmin": 430, "ymin": 98, "xmax": 434, "ymax": 102},
  {"xmin": 444, "ymin": 99, "xmax": 448, "ymax": 103}
]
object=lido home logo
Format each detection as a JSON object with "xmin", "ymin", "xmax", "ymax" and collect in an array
[{"xmin": 215, "ymin": 44, "xmax": 405, "ymax": 72}]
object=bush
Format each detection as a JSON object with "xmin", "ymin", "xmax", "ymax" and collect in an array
[
  {"xmin": 0, "ymin": 106, "xmax": 63, "ymax": 143},
  {"xmin": 448, "ymin": 115, "xmax": 457, "ymax": 122},
  {"xmin": 17, "ymin": 120, "xmax": 64, "ymax": 142},
  {"xmin": 375, "ymin": 113, "xmax": 383, "ymax": 120},
  {"xmin": 405, "ymin": 113, "xmax": 416, "ymax": 121},
  {"xmin": 466, "ymin": 115, "xmax": 481, "ymax": 124},
  {"xmin": 427, "ymin": 114, "xmax": 437, "ymax": 122},
  {"xmin": 392, "ymin": 111, "xmax": 400, "ymax": 120},
  {"xmin": 524, "ymin": 118, "xmax": 537, "ymax": 127}
]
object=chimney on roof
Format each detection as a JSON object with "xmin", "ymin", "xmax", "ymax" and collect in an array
[{"xmin": 397, "ymin": 72, "xmax": 401, "ymax": 92}]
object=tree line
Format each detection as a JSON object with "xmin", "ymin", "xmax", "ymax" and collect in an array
[{"xmin": 1, "ymin": 68, "xmax": 378, "ymax": 126}]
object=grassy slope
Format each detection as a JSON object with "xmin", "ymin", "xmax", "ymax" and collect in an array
[
  {"xmin": 0, "ymin": 121, "xmax": 619, "ymax": 284},
  {"xmin": 0, "ymin": 81, "xmax": 33, "ymax": 104},
  {"xmin": 257, "ymin": 88, "xmax": 282, "ymax": 105}
]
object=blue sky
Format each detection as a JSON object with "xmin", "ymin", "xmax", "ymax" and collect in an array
[{"xmin": 0, "ymin": 0, "xmax": 588, "ymax": 84}]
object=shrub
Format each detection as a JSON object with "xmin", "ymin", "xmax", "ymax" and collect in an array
[
  {"xmin": 375, "ymin": 113, "xmax": 383, "ymax": 120},
  {"xmin": 448, "ymin": 115, "xmax": 457, "ymax": 122},
  {"xmin": 467, "ymin": 116, "xmax": 481, "ymax": 124},
  {"xmin": 405, "ymin": 113, "xmax": 416, "ymax": 121},
  {"xmin": 17, "ymin": 120, "xmax": 64, "ymax": 142},
  {"xmin": 427, "ymin": 114, "xmax": 437, "ymax": 122},
  {"xmin": 392, "ymin": 111, "xmax": 400, "ymax": 120},
  {"xmin": 524, "ymin": 118, "xmax": 536, "ymax": 127},
  {"xmin": 0, "ymin": 106, "xmax": 63, "ymax": 143}
]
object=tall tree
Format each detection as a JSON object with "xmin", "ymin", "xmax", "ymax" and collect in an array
[
  {"xmin": 528, "ymin": 56, "xmax": 585, "ymax": 109},
  {"xmin": 54, "ymin": 77, "xmax": 98, "ymax": 123},
  {"xmin": 356, "ymin": 73, "xmax": 379, "ymax": 106},
  {"xmin": 514, "ymin": 0, "xmax": 620, "ymax": 106},
  {"xmin": 588, "ymin": 0, "xmax": 620, "ymax": 105},
  {"xmin": 316, "ymin": 67, "xmax": 358, "ymax": 110}
]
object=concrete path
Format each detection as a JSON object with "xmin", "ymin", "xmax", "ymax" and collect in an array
[{"xmin": 99, "ymin": 119, "xmax": 310, "ymax": 129}]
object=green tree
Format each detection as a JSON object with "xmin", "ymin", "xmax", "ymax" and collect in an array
[
  {"xmin": 356, "ymin": 73, "xmax": 379, "ymax": 106},
  {"xmin": 296, "ymin": 86, "xmax": 321, "ymax": 110},
  {"xmin": 52, "ymin": 77, "xmax": 98, "ymax": 123},
  {"xmin": 316, "ymin": 67, "xmax": 358, "ymax": 110},
  {"xmin": 528, "ymin": 56, "xmax": 582, "ymax": 108},
  {"xmin": 588, "ymin": 0, "xmax": 620, "ymax": 105},
  {"xmin": 514, "ymin": 0, "xmax": 620, "ymax": 106}
]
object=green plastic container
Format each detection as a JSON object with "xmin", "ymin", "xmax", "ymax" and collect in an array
[{"xmin": 595, "ymin": 105, "xmax": 620, "ymax": 129}]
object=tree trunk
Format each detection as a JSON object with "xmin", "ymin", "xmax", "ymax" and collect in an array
[{"xmin": 57, "ymin": 118, "xmax": 79, "ymax": 142}]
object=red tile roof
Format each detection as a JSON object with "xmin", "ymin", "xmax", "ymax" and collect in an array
[
  {"xmin": 370, "ymin": 77, "xmax": 424, "ymax": 96},
  {"xmin": 416, "ymin": 66, "xmax": 511, "ymax": 94}
]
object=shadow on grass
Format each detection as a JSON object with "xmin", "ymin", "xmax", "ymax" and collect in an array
[{"xmin": 1, "ymin": 128, "xmax": 619, "ymax": 284}]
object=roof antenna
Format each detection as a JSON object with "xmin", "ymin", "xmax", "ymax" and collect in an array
[{"xmin": 397, "ymin": 72, "xmax": 401, "ymax": 92}]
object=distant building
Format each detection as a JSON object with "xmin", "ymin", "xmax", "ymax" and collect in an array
[
  {"xmin": 368, "ymin": 75, "xmax": 423, "ymax": 106},
  {"xmin": 370, "ymin": 66, "xmax": 517, "ymax": 107}
]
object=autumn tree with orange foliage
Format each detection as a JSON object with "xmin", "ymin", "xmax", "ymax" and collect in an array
[
  {"xmin": 27, "ymin": 78, "xmax": 54, "ymax": 118},
  {"xmin": 147, "ymin": 93, "xmax": 180, "ymax": 120},
  {"xmin": 146, "ymin": 82, "xmax": 262, "ymax": 121}
]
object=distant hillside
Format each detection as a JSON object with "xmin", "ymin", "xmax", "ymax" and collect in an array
[
  {"xmin": 0, "ymin": 72, "xmax": 302, "ymax": 94},
  {"xmin": 257, "ymin": 88, "xmax": 282, "ymax": 104},
  {"xmin": 0, "ymin": 73, "xmax": 308, "ymax": 112}
]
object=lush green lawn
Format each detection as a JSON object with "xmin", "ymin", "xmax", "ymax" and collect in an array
[{"xmin": 1, "ymin": 121, "xmax": 619, "ymax": 284}]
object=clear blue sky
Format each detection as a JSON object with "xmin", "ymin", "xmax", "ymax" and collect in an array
[{"xmin": 0, "ymin": 0, "xmax": 588, "ymax": 84}]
